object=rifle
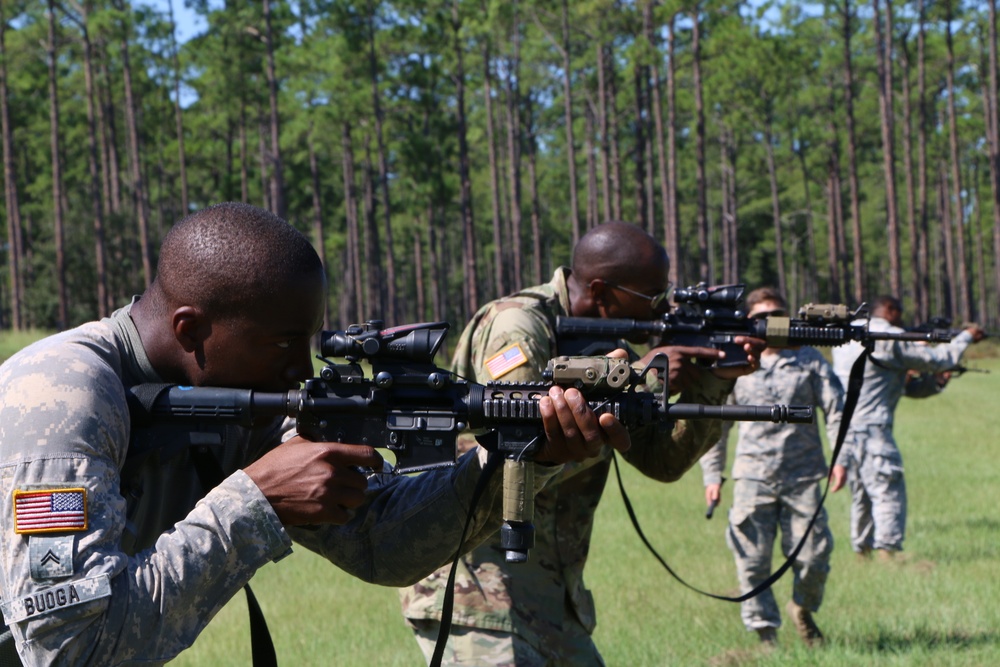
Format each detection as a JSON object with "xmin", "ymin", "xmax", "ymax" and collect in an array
[
  {"xmin": 906, "ymin": 315, "xmax": 994, "ymax": 341},
  {"xmin": 127, "ymin": 320, "xmax": 813, "ymax": 563},
  {"xmin": 556, "ymin": 283, "xmax": 955, "ymax": 367}
]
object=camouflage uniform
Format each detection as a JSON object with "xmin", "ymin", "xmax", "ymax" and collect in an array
[
  {"xmin": 399, "ymin": 268, "xmax": 735, "ymax": 666},
  {"xmin": 700, "ymin": 347, "xmax": 844, "ymax": 632},
  {"xmin": 0, "ymin": 303, "xmax": 560, "ymax": 665},
  {"xmin": 831, "ymin": 318, "xmax": 974, "ymax": 553}
]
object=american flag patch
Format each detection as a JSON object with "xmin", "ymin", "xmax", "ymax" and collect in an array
[
  {"xmin": 14, "ymin": 488, "xmax": 88, "ymax": 534},
  {"xmin": 485, "ymin": 344, "xmax": 529, "ymax": 379}
]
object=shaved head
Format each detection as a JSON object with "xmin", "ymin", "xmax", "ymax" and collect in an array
[
  {"xmin": 150, "ymin": 202, "xmax": 324, "ymax": 320},
  {"xmin": 571, "ymin": 221, "xmax": 668, "ymax": 285}
]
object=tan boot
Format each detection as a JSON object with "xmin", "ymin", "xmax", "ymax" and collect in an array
[
  {"xmin": 786, "ymin": 600, "xmax": 824, "ymax": 647},
  {"xmin": 876, "ymin": 548, "xmax": 897, "ymax": 562},
  {"xmin": 855, "ymin": 546, "xmax": 872, "ymax": 563}
]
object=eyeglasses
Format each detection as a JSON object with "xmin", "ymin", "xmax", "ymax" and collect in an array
[
  {"xmin": 749, "ymin": 309, "xmax": 788, "ymax": 320},
  {"xmin": 602, "ymin": 280, "xmax": 673, "ymax": 314}
]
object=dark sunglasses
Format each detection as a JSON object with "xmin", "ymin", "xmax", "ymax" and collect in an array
[
  {"xmin": 749, "ymin": 309, "xmax": 788, "ymax": 320},
  {"xmin": 602, "ymin": 280, "xmax": 673, "ymax": 313}
]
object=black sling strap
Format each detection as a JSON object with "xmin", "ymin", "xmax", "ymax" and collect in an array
[{"xmin": 617, "ymin": 346, "xmax": 872, "ymax": 602}]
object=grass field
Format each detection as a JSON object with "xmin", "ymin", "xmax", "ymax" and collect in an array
[{"xmin": 168, "ymin": 350, "xmax": 1000, "ymax": 667}]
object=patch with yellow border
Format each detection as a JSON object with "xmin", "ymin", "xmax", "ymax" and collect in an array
[
  {"xmin": 485, "ymin": 343, "xmax": 529, "ymax": 379},
  {"xmin": 13, "ymin": 488, "xmax": 88, "ymax": 534}
]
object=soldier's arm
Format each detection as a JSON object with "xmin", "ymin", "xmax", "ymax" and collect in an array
[{"xmin": 0, "ymin": 347, "xmax": 290, "ymax": 665}]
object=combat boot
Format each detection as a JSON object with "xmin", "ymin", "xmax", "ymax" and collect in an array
[
  {"xmin": 786, "ymin": 600, "xmax": 824, "ymax": 647},
  {"xmin": 756, "ymin": 627, "xmax": 778, "ymax": 647}
]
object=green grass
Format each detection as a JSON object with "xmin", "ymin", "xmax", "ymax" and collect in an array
[
  {"xmin": 0, "ymin": 329, "xmax": 52, "ymax": 363},
  {"xmin": 170, "ymin": 354, "xmax": 1000, "ymax": 666}
]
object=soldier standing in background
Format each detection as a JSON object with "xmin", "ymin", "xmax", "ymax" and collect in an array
[
  {"xmin": 831, "ymin": 296, "xmax": 984, "ymax": 561},
  {"xmin": 700, "ymin": 287, "xmax": 846, "ymax": 647}
]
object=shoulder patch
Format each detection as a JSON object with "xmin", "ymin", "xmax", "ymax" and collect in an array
[
  {"xmin": 13, "ymin": 488, "xmax": 88, "ymax": 534},
  {"xmin": 484, "ymin": 343, "xmax": 529, "ymax": 380}
]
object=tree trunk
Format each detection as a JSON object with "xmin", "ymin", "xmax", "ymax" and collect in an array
[
  {"xmin": 632, "ymin": 63, "xmax": 647, "ymax": 230},
  {"xmin": 585, "ymin": 104, "xmax": 598, "ymax": 230},
  {"xmin": 608, "ymin": 46, "xmax": 623, "ymax": 221},
  {"xmin": 841, "ymin": 0, "xmax": 864, "ymax": 303},
  {"xmin": 263, "ymin": 0, "xmax": 285, "ymax": 218},
  {"xmin": 916, "ymin": 0, "xmax": 931, "ymax": 321},
  {"xmin": 452, "ymin": 1, "xmax": 477, "ymax": 318},
  {"xmin": 307, "ymin": 122, "xmax": 328, "ymax": 329},
  {"xmin": 366, "ymin": 1, "xmax": 396, "ymax": 323},
  {"xmin": 666, "ymin": 14, "xmax": 679, "ymax": 287},
  {"xmin": 72, "ymin": 1, "xmax": 110, "ymax": 319},
  {"xmin": 504, "ymin": 18, "xmax": 523, "ymax": 291},
  {"xmin": 989, "ymin": 0, "xmax": 1000, "ymax": 329},
  {"xmin": 361, "ymin": 136, "xmax": 382, "ymax": 317},
  {"xmin": 0, "ymin": 2, "xmax": 22, "ymax": 330},
  {"xmin": 596, "ymin": 42, "xmax": 612, "ymax": 224},
  {"xmin": 796, "ymin": 139, "xmax": 818, "ymax": 301},
  {"xmin": 873, "ymin": 0, "xmax": 901, "ymax": 297},
  {"xmin": 970, "ymin": 159, "xmax": 988, "ymax": 323},
  {"xmin": 827, "ymin": 155, "xmax": 843, "ymax": 304},
  {"xmin": 943, "ymin": 2, "xmax": 970, "ymax": 322},
  {"xmin": 115, "ymin": 0, "xmax": 153, "ymax": 289},
  {"xmin": 764, "ymin": 121, "xmax": 787, "ymax": 296},
  {"xmin": 560, "ymin": 0, "xmax": 580, "ymax": 245},
  {"xmin": 643, "ymin": 74, "xmax": 656, "ymax": 238},
  {"xmin": 720, "ymin": 127, "xmax": 732, "ymax": 283},
  {"xmin": 425, "ymin": 204, "xmax": 442, "ymax": 323},
  {"xmin": 723, "ymin": 125, "xmax": 739, "ymax": 284},
  {"xmin": 483, "ymin": 44, "xmax": 505, "ymax": 298},
  {"xmin": 46, "ymin": 0, "xmax": 68, "ymax": 328},
  {"xmin": 899, "ymin": 29, "xmax": 922, "ymax": 319},
  {"xmin": 413, "ymin": 228, "xmax": 424, "ymax": 322},
  {"xmin": 938, "ymin": 164, "xmax": 956, "ymax": 318},
  {"xmin": 167, "ymin": 0, "xmax": 189, "ymax": 215},
  {"xmin": 526, "ymin": 93, "xmax": 543, "ymax": 285},
  {"xmin": 692, "ymin": 8, "xmax": 709, "ymax": 281},
  {"xmin": 342, "ymin": 123, "xmax": 362, "ymax": 326},
  {"xmin": 648, "ymin": 3, "xmax": 673, "ymax": 277}
]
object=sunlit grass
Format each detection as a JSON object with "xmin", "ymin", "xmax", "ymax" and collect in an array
[{"xmin": 0, "ymin": 329, "xmax": 52, "ymax": 363}]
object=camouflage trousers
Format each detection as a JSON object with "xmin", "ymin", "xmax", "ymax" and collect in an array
[
  {"xmin": 407, "ymin": 615, "xmax": 605, "ymax": 667},
  {"xmin": 725, "ymin": 477, "xmax": 833, "ymax": 632},
  {"xmin": 846, "ymin": 426, "xmax": 906, "ymax": 553}
]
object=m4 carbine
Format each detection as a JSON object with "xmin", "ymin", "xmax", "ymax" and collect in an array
[
  {"xmin": 557, "ymin": 283, "xmax": 954, "ymax": 366},
  {"xmin": 128, "ymin": 320, "xmax": 813, "ymax": 562}
]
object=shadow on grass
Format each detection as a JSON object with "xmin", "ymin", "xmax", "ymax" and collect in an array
[{"xmin": 852, "ymin": 627, "xmax": 1000, "ymax": 655}]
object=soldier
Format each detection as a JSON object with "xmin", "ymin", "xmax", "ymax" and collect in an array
[
  {"xmin": 700, "ymin": 287, "xmax": 846, "ymax": 648},
  {"xmin": 831, "ymin": 296, "xmax": 985, "ymax": 561},
  {"xmin": 398, "ymin": 221, "xmax": 764, "ymax": 666},
  {"xmin": 0, "ymin": 203, "xmax": 628, "ymax": 665}
]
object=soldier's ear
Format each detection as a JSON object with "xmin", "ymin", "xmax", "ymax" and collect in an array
[
  {"xmin": 589, "ymin": 279, "xmax": 608, "ymax": 306},
  {"xmin": 172, "ymin": 306, "xmax": 210, "ymax": 352}
]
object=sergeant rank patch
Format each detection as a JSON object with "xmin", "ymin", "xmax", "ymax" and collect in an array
[
  {"xmin": 485, "ymin": 343, "xmax": 529, "ymax": 379},
  {"xmin": 14, "ymin": 488, "xmax": 88, "ymax": 534}
]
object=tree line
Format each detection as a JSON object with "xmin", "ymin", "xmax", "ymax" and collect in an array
[{"xmin": 2, "ymin": 0, "xmax": 999, "ymax": 334}]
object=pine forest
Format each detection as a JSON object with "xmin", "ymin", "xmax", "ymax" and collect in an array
[{"xmin": 1, "ymin": 0, "xmax": 999, "ymax": 333}]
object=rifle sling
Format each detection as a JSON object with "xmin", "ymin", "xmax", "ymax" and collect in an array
[
  {"xmin": 615, "ymin": 345, "xmax": 871, "ymax": 603},
  {"xmin": 429, "ymin": 451, "xmax": 505, "ymax": 667}
]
